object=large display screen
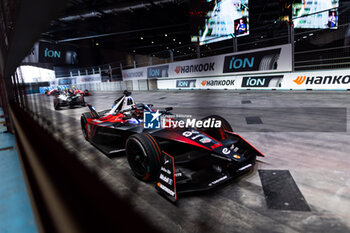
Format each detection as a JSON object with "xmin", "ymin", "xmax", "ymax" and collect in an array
[
  {"xmin": 292, "ymin": 0, "xmax": 339, "ymax": 29},
  {"xmin": 191, "ymin": 0, "xmax": 249, "ymax": 45}
]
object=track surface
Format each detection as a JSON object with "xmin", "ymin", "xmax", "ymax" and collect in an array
[{"xmin": 27, "ymin": 91, "xmax": 350, "ymax": 233}]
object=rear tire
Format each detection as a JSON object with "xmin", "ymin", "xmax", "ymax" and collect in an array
[
  {"xmin": 126, "ymin": 133, "xmax": 161, "ymax": 181},
  {"xmin": 200, "ymin": 115, "xmax": 232, "ymax": 141}
]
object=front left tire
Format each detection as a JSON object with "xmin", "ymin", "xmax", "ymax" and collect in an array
[{"xmin": 126, "ymin": 133, "xmax": 161, "ymax": 181}]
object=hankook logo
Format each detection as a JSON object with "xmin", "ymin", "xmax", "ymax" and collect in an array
[
  {"xmin": 293, "ymin": 76, "xmax": 306, "ymax": 85},
  {"xmin": 201, "ymin": 79, "xmax": 235, "ymax": 87},
  {"xmin": 123, "ymin": 71, "xmax": 144, "ymax": 79},
  {"xmin": 293, "ymin": 75, "xmax": 350, "ymax": 85},
  {"xmin": 174, "ymin": 62, "xmax": 215, "ymax": 74}
]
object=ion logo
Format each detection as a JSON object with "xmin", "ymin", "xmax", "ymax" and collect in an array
[
  {"xmin": 228, "ymin": 57, "xmax": 254, "ymax": 70},
  {"xmin": 147, "ymin": 65, "xmax": 169, "ymax": 78},
  {"xmin": 176, "ymin": 80, "xmax": 196, "ymax": 88},
  {"xmin": 44, "ymin": 48, "xmax": 61, "ymax": 58},
  {"xmin": 223, "ymin": 49, "xmax": 281, "ymax": 73},
  {"xmin": 242, "ymin": 76, "xmax": 283, "ymax": 88},
  {"xmin": 144, "ymin": 110, "xmax": 161, "ymax": 129}
]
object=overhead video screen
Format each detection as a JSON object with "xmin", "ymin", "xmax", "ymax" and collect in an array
[
  {"xmin": 191, "ymin": 0, "xmax": 249, "ymax": 45},
  {"xmin": 293, "ymin": 0, "xmax": 339, "ymax": 29}
]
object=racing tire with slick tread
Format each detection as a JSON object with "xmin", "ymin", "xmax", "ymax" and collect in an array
[
  {"xmin": 81, "ymin": 115, "xmax": 88, "ymax": 140},
  {"xmin": 54, "ymin": 98, "xmax": 60, "ymax": 110},
  {"xmin": 126, "ymin": 133, "xmax": 161, "ymax": 182},
  {"xmin": 201, "ymin": 115, "xmax": 233, "ymax": 141}
]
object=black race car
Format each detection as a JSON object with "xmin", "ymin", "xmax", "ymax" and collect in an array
[
  {"xmin": 54, "ymin": 90, "xmax": 86, "ymax": 110},
  {"xmin": 81, "ymin": 91, "xmax": 264, "ymax": 201}
]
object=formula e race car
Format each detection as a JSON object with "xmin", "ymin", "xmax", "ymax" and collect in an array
[
  {"xmin": 54, "ymin": 90, "xmax": 86, "ymax": 110},
  {"xmin": 81, "ymin": 91, "xmax": 264, "ymax": 202}
]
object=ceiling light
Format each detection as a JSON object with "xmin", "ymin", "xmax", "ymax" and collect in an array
[
  {"xmin": 173, "ymin": 38, "xmax": 176, "ymax": 41},
  {"xmin": 179, "ymin": 42, "xmax": 181, "ymax": 44},
  {"xmin": 95, "ymin": 42, "xmax": 99, "ymax": 46},
  {"xmin": 165, "ymin": 34, "xmax": 168, "ymax": 37},
  {"xmin": 140, "ymin": 37, "xmax": 144, "ymax": 40},
  {"xmin": 151, "ymin": 41, "xmax": 154, "ymax": 44}
]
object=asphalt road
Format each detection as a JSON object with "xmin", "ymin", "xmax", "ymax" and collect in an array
[{"xmin": 26, "ymin": 90, "xmax": 350, "ymax": 233}]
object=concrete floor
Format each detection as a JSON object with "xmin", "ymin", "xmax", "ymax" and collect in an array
[{"xmin": 26, "ymin": 90, "xmax": 350, "ymax": 233}]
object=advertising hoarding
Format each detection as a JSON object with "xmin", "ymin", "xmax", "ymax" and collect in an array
[{"xmin": 123, "ymin": 44, "xmax": 292, "ymax": 81}]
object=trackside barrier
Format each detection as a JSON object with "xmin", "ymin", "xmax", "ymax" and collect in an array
[{"xmin": 157, "ymin": 68, "xmax": 350, "ymax": 91}]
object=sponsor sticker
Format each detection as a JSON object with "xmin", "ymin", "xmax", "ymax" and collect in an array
[
  {"xmin": 208, "ymin": 176, "xmax": 228, "ymax": 186},
  {"xmin": 161, "ymin": 167, "xmax": 171, "ymax": 175},
  {"xmin": 160, "ymin": 174, "xmax": 173, "ymax": 185},
  {"xmin": 200, "ymin": 138, "xmax": 211, "ymax": 144},
  {"xmin": 233, "ymin": 154, "xmax": 241, "ymax": 159},
  {"xmin": 157, "ymin": 182, "xmax": 175, "ymax": 196},
  {"xmin": 222, "ymin": 148, "xmax": 231, "ymax": 155},
  {"xmin": 237, "ymin": 164, "xmax": 252, "ymax": 171}
]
